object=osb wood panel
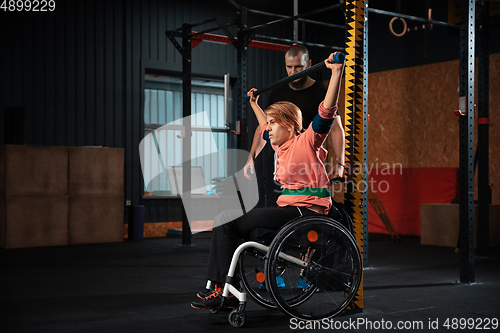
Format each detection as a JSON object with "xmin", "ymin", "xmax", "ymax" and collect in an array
[
  {"xmin": 368, "ymin": 60, "xmax": 460, "ymax": 168},
  {"xmin": 69, "ymin": 195, "xmax": 124, "ymax": 245},
  {"xmin": 0, "ymin": 145, "xmax": 69, "ymax": 196},
  {"xmin": 368, "ymin": 53, "xmax": 499, "ymax": 205},
  {"xmin": 2, "ymin": 196, "xmax": 69, "ymax": 249},
  {"xmin": 69, "ymin": 147, "xmax": 125, "ymax": 196},
  {"xmin": 421, "ymin": 204, "xmax": 500, "ymax": 247},
  {"xmin": 488, "ymin": 53, "xmax": 500, "ymax": 205}
]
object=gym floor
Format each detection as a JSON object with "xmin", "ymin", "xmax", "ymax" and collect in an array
[{"xmin": 2, "ymin": 233, "xmax": 499, "ymax": 332}]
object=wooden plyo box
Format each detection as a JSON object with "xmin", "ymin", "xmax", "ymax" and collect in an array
[
  {"xmin": 0, "ymin": 145, "xmax": 69, "ymax": 249},
  {"xmin": 420, "ymin": 204, "xmax": 500, "ymax": 247},
  {"xmin": 67, "ymin": 147, "xmax": 124, "ymax": 245},
  {"xmin": 69, "ymin": 147, "xmax": 124, "ymax": 196},
  {"xmin": 0, "ymin": 145, "xmax": 68, "ymax": 196},
  {"xmin": 0, "ymin": 196, "xmax": 69, "ymax": 249},
  {"xmin": 69, "ymin": 195, "xmax": 124, "ymax": 245},
  {"xmin": 0, "ymin": 145, "xmax": 124, "ymax": 249}
]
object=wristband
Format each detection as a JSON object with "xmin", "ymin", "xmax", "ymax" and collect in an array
[{"xmin": 337, "ymin": 162, "xmax": 345, "ymax": 168}]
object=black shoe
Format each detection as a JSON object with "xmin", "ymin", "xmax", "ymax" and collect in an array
[
  {"xmin": 191, "ymin": 289, "xmax": 238, "ymax": 310},
  {"xmin": 191, "ymin": 288, "xmax": 223, "ymax": 309},
  {"xmin": 196, "ymin": 289, "xmax": 211, "ymax": 299}
]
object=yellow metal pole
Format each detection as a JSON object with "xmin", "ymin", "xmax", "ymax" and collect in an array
[{"xmin": 345, "ymin": 0, "xmax": 365, "ymax": 311}]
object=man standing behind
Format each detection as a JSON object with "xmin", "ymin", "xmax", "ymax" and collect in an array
[{"xmin": 244, "ymin": 44, "xmax": 345, "ymax": 207}]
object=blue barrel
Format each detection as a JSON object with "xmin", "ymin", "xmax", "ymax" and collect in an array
[{"xmin": 129, "ymin": 205, "xmax": 145, "ymax": 240}]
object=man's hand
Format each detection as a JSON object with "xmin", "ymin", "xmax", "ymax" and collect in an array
[
  {"xmin": 247, "ymin": 88, "xmax": 259, "ymax": 105},
  {"xmin": 243, "ymin": 156, "xmax": 255, "ymax": 180}
]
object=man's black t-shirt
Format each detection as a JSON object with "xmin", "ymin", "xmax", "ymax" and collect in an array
[{"xmin": 267, "ymin": 81, "xmax": 327, "ymax": 128}]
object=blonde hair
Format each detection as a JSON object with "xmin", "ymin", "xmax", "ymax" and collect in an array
[{"xmin": 265, "ymin": 101, "xmax": 303, "ymax": 135}]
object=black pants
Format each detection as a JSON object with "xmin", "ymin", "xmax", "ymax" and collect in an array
[{"xmin": 205, "ymin": 206, "xmax": 318, "ymax": 284}]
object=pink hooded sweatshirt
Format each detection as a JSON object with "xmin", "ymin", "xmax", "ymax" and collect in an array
[{"xmin": 261, "ymin": 101, "xmax": 337, "ymax": 214}]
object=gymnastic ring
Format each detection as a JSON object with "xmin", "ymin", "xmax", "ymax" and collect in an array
[{"xmin": 389, "ymin": 17, "xmax": 407, "ymax": 37}]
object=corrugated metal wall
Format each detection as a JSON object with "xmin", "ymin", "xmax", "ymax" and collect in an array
[{"xmin": 0, "ymin": 0, "xmax": 296, "ymax": 224}]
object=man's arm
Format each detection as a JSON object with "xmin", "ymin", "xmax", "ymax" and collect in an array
[
  {"xmin": 247, "ymin": 88, "xmax": 267, "ymax": 127},
  {"xmin": 243, "ymin": 126, "xmax": 267, "ymax": 180},
  {"xmin": 250, "ymin": 126, "xmax": 266, "ymax": 160},
  {"xmin": 244, "ymin": 89, "xmax": 268, "ymax": 179}
]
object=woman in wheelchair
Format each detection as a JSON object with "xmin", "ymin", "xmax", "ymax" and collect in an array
[{"xmin": 191, "ymin": 53, "xmax": 346, "ymax": 311}]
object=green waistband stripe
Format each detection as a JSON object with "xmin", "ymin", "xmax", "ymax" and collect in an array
[{"xmin": 282, "ymin": 188, "xmax": 331, "ymax": 198}]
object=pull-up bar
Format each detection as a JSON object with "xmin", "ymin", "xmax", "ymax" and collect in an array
[
  {"xmin": 170, "ymin": 17, "xmax": 218, "ymax": 33},
  {"xmin": 167, "ymin": 17, "xmax": 237, "ymax": 38},
  {"xmin": 247, "ymin": 8, "xmax": 345, "ymax": 30},
  {"xmin": 167, "ymin": 2, "xmax": 346, "ymax": 54},
  {"xmin": 247, "ymin": 3, "xmax": 345, "ymax": 32},
  {"xmin": 254, "ymin": 34, "xmax": 345, "ymax": 52}
]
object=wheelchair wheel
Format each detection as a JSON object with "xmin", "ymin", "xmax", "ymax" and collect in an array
[
  {"xmin": 228, "ymin": 309, "xmax": 246, "ymax": 328},
  {"xmin": 239, "ymin": 246, "xmax": 277, "ymax": 309},
  {"xmin": 265, "ymin": 215, "xmax": 362, "ymax": 321}
]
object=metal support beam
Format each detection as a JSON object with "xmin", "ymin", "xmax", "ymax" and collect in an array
[
  {"xmin": 191, "ymin": 32, "xmax": 289, "ymax": 52},
  {"xmin": 181, "ymin": 23, "xmax": 193, "ymax": 246},
  {"xmin": 362, "ymin": 0, "xmax": 369, "ymax": 269},
  {"xmin": 293, "ymin": 0, "xmax": 299, "ymax": 41},
  {"xmin": 247, "ymin": 8, "xmax": 345, "ymax": 30},
  {"xmin": 477, "ymin": 0, "xmax": 490, "ymax": 257},
  {"xmin": 171, "ymin": 17, "xmax": 217, "ymax": 33},
  {"xmin": 247, "ymin": 3, "xmax": 344, "ymax": 32},
  {"xmin": 458, "ymin": 0, "xmax": 475, "ymax": 283},
  {"xmin": 165, "ymin": 24, "xmax": 195, "ymax": 246},
  {"xmin": 345, "ymin": 0, "xmax": 365, "ymax": 312},
  {"xmin": 236, "ymin": 7, "xmax": 249, "ymax": 151}
]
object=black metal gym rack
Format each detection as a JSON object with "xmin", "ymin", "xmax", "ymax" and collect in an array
[{"xmin": 166, "ymin": 0, "xmax": 490, "ymax": 285}]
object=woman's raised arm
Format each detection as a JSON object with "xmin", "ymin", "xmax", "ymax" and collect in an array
[{"xmin": 323, "ymin": 52, "xmax": 345, "ymax": 109}]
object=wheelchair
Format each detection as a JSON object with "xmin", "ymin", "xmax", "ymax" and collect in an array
[{"xmin": 204, "ymin": 202, "xmax": 363, "ymax": 328}]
